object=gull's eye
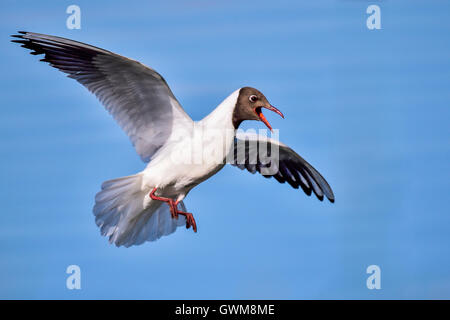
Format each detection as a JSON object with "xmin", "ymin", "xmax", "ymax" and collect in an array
[{"xmin": 249, "ymin": 95, "xmax": 258, "ymax": 103}]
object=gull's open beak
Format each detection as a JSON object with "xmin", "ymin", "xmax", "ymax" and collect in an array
[{"xmin": 254, "ymin": 104, "xmax": 284, "ymax": 132}]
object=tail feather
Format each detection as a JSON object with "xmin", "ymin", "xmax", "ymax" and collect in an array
[{"xmin": 93, "ymin": 173, "xmax": 186, "ymax": 247}]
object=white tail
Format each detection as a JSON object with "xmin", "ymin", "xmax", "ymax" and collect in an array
[{"xmin": 93, "ymin": 173, "xmax": 186, "ymax": 247}]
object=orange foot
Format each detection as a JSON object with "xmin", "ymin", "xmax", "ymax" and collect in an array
[{"xmin": 149, "ymin": 187, "xmax": 197, "ymax": 232}]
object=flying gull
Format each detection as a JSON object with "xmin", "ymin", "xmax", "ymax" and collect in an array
[{"xmin": 12, "ymin": 31, "xmax": 335, "ymax": 247}]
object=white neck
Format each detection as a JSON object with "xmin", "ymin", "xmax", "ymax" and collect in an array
[{"xmin": 198, "ymin": 88, "xmax": 240, "ymax": 129}]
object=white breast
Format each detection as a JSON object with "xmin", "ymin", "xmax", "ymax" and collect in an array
[{"xmin": 141, "ymin": 89, "xmax": 241, "ymax": 200}]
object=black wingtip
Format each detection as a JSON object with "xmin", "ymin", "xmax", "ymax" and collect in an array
[
  {"xmin": 10, "ymin": 32, "xmax": 27, "ymax": 45},
  {"xmin": 11, "ymin": 31, "xmax": 27, "ymax": 38}
]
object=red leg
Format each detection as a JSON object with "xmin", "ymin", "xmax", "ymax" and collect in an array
[
  {"xmin": 174, "ymin": 200, "xmax": 197, "ymax": 232},
  {"xmin": 149, "ymin": 188, "xmax": 197, "ymax": 232},
  {"xmin": 149, "ymin": 187, "xmax": 177, "ymax": 219}
]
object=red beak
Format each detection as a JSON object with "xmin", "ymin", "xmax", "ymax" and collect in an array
[{"xmin": 255, "ymin": 105, "xmax": 284, "ymax": 132}]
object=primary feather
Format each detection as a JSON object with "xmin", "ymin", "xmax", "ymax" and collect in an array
[{"xmin": 11, "ymin": 31, "xmax": 192, "ymax": 162}]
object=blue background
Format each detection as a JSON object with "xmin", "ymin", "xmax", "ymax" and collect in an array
[{"xmin": 1, "ymin": 1, "xmax": 449, "ymax": 299}]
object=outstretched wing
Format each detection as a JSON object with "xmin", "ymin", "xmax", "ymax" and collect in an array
[
  {"xmin": 230, "ymin": 132, "xmax": 335, "ymax": 202},
  {"xmin": 11, "ymin": 31, "xmax": 193, "ymax": 162}
]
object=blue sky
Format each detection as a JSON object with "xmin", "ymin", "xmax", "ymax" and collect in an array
[{"xmin": 1, "ymin": 1, "xmax": 449, "ymax": 299}]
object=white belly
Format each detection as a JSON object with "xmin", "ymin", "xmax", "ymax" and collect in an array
[{"xmin": 141, "ymin": 123, "xmax": 234, "ymax": 201}]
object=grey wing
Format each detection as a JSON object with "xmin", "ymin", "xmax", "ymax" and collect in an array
[
  {"xmin": 11, "ymin": 31, "xmax": 192, "ymax": 162},
  {"xmin": 230, "ymin": 133, "xmax": 335, "ymax": 203}
]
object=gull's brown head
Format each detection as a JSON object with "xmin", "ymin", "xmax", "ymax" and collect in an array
[{"xmin": 232, "ymin": 87, "xmax": 284, "ymax": 131}]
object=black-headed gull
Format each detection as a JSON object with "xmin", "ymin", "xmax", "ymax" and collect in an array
[{"xmin": 12, "ymin": 31, "xmax": 334, "ymax": 247}]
